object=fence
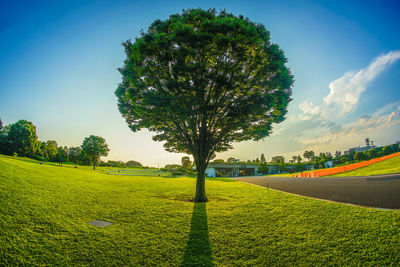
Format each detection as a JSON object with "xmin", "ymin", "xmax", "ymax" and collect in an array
[{"xmin": 292, "ymin": 151, "xmax": 400, "ymax": 177}]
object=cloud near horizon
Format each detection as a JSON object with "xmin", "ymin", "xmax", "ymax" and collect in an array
[{"xmin": 299, "ymin": 50, "xmax": 400, "ymax": 121}]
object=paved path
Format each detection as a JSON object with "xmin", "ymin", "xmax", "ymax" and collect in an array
[{"xmin": 235, "ymin": 173, "xmax": 400, "ymax": 209}]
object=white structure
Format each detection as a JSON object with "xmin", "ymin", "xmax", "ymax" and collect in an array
[{"xmin": 205, "ymin": 162, "xmax": 258, "ymax": 177}]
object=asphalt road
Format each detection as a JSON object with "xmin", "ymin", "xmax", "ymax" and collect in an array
[{"xmin": 235, "ymin": 173, "xmax": 400, "ymax": 209}]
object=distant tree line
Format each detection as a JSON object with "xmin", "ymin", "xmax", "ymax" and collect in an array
[{"xmin": 0, "ymin": 118, "xmax": 126, "ymax": 170}]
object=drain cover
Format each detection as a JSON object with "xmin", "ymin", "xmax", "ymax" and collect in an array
[{"xmin": 88, "ymin": 220, "xmax": 113, "ymax": 227}]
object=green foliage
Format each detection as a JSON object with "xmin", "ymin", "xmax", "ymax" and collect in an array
[
  {"xmin": 115, "ymin": 8, "xmax": 293, "ymax": 201},
  {"xmin": 44, "ymin": 140, "xmax": 58, "ymax": 161},
  {"xmin": 354, "ymin": 151, "xmax": 368, "ymax": 161},
  {"xmin": 367, "ymin": 148, "xmax": 377, "ymax": 159},
  {"xmin": 126, "ymin": 160, "xmax": 143, "ymax": 167},
  {"xmin": 212, "ymin": 159, "xmax": 225, "ymax": 163},
  {"xmin": 382, "ymin": 145, "xmax": 393, "ymax": 155},
  {"xmin": 102, "ymin": 160, "xmax": 126, "ymax": 168},
  {"xmin": 258, "ymin": 162, "xmax": 269, "ymax": 174},
  {"xmin": 260, "ymin": 153, "xmax": 266, "ymax": 163},
  {"xmin": 68, "ymin": 146, "xmax": 82, "ymax": 164},
  {"xmin": 295, "ymin": 162, "xmax": 304, "ymax": 172},
  {"xmin": 303, "ymin": 150, "xmax": 315, "ymax": 161},
  {"xmin": 56, "ymin": 146, "xmax": 69, "ymax": 166},
  {"xmin": 181, "ymin": 156, "xmax": 192, "ymax": 168},
  {"xmin": 6, "ymin": 120, "xmax": 39, "ymax": 157},
  {"xmin": 278, "ymin": 162, "xmax": 286, "ymax": 172},
  {"xmin": 81, "ymin": 135, "xmax": 109, "ymax": 170}
]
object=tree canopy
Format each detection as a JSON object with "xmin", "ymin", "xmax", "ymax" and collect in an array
[
  {"xmin": 116, "ymin": 9, "xmax": 293, "ymax": 202},
  {"xmin": 81, "ymin": 135, "xmax": 109, "ymax": 170},
  {"xmin": 7, "ymin": 120, "xmax": 39, "ymax": 157},
  {"xmin": 126, "ymin": 160, "xmax": 143, "ymax": 167}
]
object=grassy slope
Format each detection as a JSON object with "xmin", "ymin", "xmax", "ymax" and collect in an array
[
  {"xmin": 328, "ymin": 155, "xmax": 400, "ymax": 177},
  {"xmin": 0, "ymin": 155, "xmax": 399, "ymax": 265}
]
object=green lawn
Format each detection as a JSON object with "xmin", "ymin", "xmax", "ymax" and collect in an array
[
  {"xmin": 0, "ymin": 155, "xmax": 399, "ymax": 265},
  {"xmin": 328, "ymin": 155, "xmax": 400, "ymax": 177}
]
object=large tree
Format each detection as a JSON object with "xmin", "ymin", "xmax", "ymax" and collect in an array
[
  {"xmin": 116, "ymin": 9, "xmax": 293, "ymax": 202},
  {"xmin": 81, "ymin": 135, "xmax": 109, "ymax": 170},
  {"xmin": 7, "ymin": 120, "xmax": 39, "ymax": 157}
]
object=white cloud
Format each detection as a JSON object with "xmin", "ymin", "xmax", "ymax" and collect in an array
[
  {"xmin": 299, "ymin": 50, "xmax": 400, "ymax": 120},
  {"xmin": 296, "ymin": 101, "xmax": 400, "ymax": 149},
  {"xmin": 298, "ymin": 101, "xmax": 321, "ymax": 120}
]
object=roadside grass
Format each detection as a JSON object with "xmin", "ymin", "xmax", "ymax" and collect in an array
[
  {"xmin": 328, "ymin": 155, "xmax": 400, "ymax": 177},
  {"xmin": 0, "ymin": 154, "xmax": 399, "ymax": 265}
]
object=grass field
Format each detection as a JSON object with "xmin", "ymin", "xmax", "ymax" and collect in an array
[
  {"xmin": 0, "ymin": 155, "xmax": 399, "ymax": 265},
  {"xmin": 328, "ymin": 155, "xmax": 400, "ymax": 177}
]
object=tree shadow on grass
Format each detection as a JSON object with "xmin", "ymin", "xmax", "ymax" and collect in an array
[{"xmin": 181, "ymin": 202, "xmax": 213, "ymax": 266}]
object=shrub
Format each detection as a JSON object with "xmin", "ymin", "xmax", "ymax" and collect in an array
[{"xmin": 31, "ymin": 154, "xmax": 45, "ymax": 161}]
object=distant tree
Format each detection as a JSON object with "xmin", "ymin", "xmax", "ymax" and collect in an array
[
  {"xmin": 213, "ymin": 159, "xmax": 224, "ymax": 163},
  {"xmin": 365, "ymin": 138, "xmax": 370, "ymax": 147},
  {"xmin": 295, "ymin": 162, "xmax": 303, "ymax": 172},
  {"xmin": 278, "ymin": 162, "xmax": 286, "ymax": 172},
  {"xmin": 319, "ymin": 153, "xmax": 327, "ymax": 161},
  {"xmin": 334, "ymin": 151, "xmax": 341, "ymax": 158},
  {"xmin": 313, "ymin": 156, "xmax": 321, "ymax": 169},
  {"xmin": 255, "ymin": 157, "xmax": 260, "ymax": 163},
  {"xmin": 0, "ymin": 118, "xmax": 3, "ymax": 131},
  {"xmin": 81, "ymin": 135, "xmax": 109, "ymax": 170},
  {"xmin": 260, "ymin": 154, "xmax": 266, "ymax": 163},
  {"xmin": 325, "ymin": 152, "xmax": 333, "ymax": 160},
  {"xmin": 292, "ymin": 155, "xmax": 297, "ymax": 163},
  {"xmin": 115, "ymin": 9, "xmax": 293, "ymax": 202},
  {"xmin": 7, "ymin": 120, "xmax": 39, "ymax": 157},
  {"xmin": 258, "ymin": 162, "xmax": 269, "ymax": 174},
  {"xmin": 56, "ymin": 146, "xmax": 69, "ymax": 167},
  {"xmin": 45, "ymin": 140, "xmax": 58, "ymax": 161},
  {"xmin": 247, "ymin": 160, "xmax": 251, "ymax": 163},
  {"xmin": 391, "ymin": 143, "xmax": 399, "ymax": 152},
  {"xmin": 126, "ymin": 160, "xmax": 143, "ymax": 168},
  {"xmin": 297, "ymin": 155, "xmax": 302, "ymax": 163},
  {"xmin": 371, "ymin": 140, "xmax": 374, "ymax": 146},
  {"xmin": 105, "ymin": 160, "xmax": 126, "ymax": 168},
  {"xmin": 354, "ymin": 152, "xmax": 368, "ymax": 161},
  {"xmin": 303, "ymin": 150, "xmax": 314, "ymax": 162},
  {"xmin": 272, "ymin": 156, "xmax": 285, "ymax": 164},
  {"xmin": 68, "ymin": 147, "xmax": 82, "ymax": 165},
  {"xmin": 227, "ymin": 157, "xmax": 239, "ymax": 163},
  {"xmin": 181, "ymin": 156, "xmax": 192, "ymax": 168},
  {"xmin": 367, "ymin": 148, "xmax": 376, "ymax": 159},
  {"xmin": 382, "ymin": 146, "xmax": 393, "ymax": 156}
]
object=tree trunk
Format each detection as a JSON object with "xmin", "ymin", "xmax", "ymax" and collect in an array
[
  {"xmin": 93, "ymin": 162, "xmax": 96, "ymax": 170},
  {"xmin": 194, "ymin": 161, "xmax": 208, "ymax": 202}
]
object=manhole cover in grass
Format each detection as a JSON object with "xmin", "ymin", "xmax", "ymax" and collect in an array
[{"xmin": 88, "ymin": 220, "xmax": 113, "ymax": 227}]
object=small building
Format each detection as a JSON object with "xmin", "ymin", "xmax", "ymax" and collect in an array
[{"xmin": 205, "ymin": 162, "xmax": 258, "ymax": 177}]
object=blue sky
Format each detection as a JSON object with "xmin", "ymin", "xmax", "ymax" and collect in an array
[{"xmin": 1, "ymin": 0, "xmax": 399, "ymax": 166}]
